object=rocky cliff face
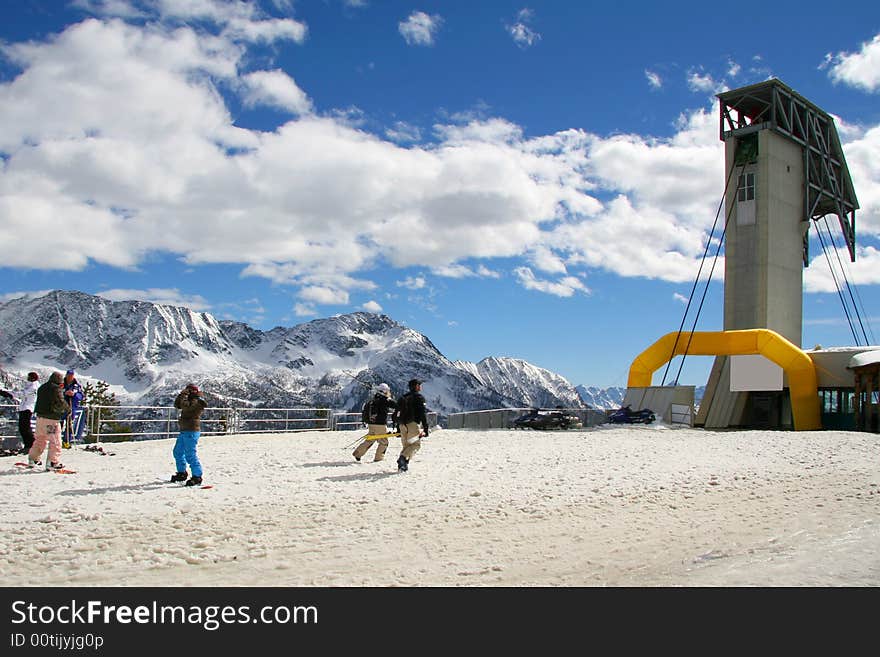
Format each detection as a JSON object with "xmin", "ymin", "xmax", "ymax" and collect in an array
[{"xmin": 0, "ymin": 290, "xmax": 592, "ymax": 417}]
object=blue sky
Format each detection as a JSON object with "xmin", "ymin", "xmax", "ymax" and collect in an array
[{"xmin": 1, "ymin": 0, "xmax": 878, "ymax": 388}]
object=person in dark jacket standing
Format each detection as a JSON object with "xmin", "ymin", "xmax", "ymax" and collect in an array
[
  {"xmin": 29, "ymin": 371, "xmax": 69, "ymax": 470},
  {"xmin": 394, "ymin": 378, "xmax": 429, "ymax": 472},
  {"xmin": 170, "ymin": 384, "xmax": 208, "ymax": 486},
  {"xmin": 353, "ymin": 383, "xmax": 397, "ymax": 462}
]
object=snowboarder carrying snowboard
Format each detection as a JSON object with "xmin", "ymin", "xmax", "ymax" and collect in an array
[
  {"xmin": 352, "ymin": 383, "xmax": 397, "ymax": 462},
  {"xmin": 170, "ymin": 384, "xmax": 208, "ymax": 487}
]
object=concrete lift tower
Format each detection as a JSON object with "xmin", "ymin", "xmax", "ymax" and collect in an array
[{"xmin": 696, "ymin": 79, "xmax": 859, "ymax": 428}]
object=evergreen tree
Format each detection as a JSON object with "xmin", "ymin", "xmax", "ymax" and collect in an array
[{"xmin": 82, "ymin": 380, "xmax": 131, "ymax": 441}]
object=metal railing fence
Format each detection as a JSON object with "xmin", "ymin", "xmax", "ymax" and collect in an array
[
  {"xmin": 88, "ymin": 405, "xmax": 334, "ymax": 441},
  {"xmin": 1, "ymin": 403, "xmax": 442, "ymax": 444}
]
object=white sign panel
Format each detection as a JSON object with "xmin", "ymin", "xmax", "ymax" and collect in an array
[{"xmin": 729, "ymin": 354, "xmax": 783, "ymax": 391}]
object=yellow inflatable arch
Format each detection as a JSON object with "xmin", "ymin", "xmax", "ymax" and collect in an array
[{"xmin": 627, "ymin": 329, "xmax": 821, "ymax": 431}]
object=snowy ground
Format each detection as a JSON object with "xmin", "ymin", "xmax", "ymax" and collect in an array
[{"xmin": 1, "ymin": 425, "xmax": 878, "ymax": 587}]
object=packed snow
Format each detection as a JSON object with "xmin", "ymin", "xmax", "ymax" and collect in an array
[{"xmin": 1, "ymin": 425, "xmax": 878, "ymax": 586}]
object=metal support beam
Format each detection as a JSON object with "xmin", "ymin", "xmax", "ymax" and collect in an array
[{"xmin": 718, "ymin": 79, "xmax": 858, "ymax": 262}]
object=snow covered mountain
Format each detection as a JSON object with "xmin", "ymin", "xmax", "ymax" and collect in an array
[
  {"xmin": 575, "ymin": 385, "xmax": 628, "ymax": 410},
  {"xmin": 575, "ymin": 384, "xmax": 706, "ymax": 410},
  {"xmin": 0, "ymin": 290, "xmax": 588, "ymax": 417},
  {"xmin": 455, "ymin": 357, "xmax": 583, "ymax": 409}
]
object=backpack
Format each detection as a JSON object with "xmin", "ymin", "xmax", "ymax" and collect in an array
[{"xmin": 395, "ymin": 393, "xmax": 413, "ymax": 425}]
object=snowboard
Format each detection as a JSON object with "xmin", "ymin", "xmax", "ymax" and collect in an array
[
  {"xmin": 14, "ymin": 462, "xmax": 76, "ymax": 474},
  {"xmin": 164, "ymin": 478, "xmax": 213, "ymax": 489}
]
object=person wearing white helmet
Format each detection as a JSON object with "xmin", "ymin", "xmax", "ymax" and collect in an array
[{"xmin": 353, "ymin": 383, "xmax": 397, "ymax": 462}]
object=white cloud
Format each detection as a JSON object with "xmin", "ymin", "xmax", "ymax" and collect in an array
[
  {"xmin": 476, "ymin": 265, "xmax": 501, "ymax": 279},
  {"xmin": 299, "ymin": 286, "xmax": 349, "ymax": 305},
  {"xmin": 294, "ymin": 303, "xmax": 316, "ymax": 316},
  {"xmin": 154, "ymin": 0, "xmax": 308, "ymax": 44},
  {"xmin": 843, "ymin": 125, "xmax": 880, "ymax": 234},
  {"xmin": 687, "ymin": 70, "xmax": 725, "ymax": 94},
  {"xmin": 673, "ymin": 292, "xmax": 689, "ymax": 304},
  {"xmin": 528, "ymin": 246, "xmax": 567, "ymax": 274},
  {"xmin": 514, "ymin": 267, "xmax": 588, "ymax": 297},
  {"xmin": 361, "ymin": 300, "xmax": 382, "ymax": 313},
  {"xmin": 1, "ymin": 13, "xmax": 878, "ymax": 311},
  {"xmin": 505, "ymin": 9, "xmax": 541, "ymax": 49},
  {"xmin": 96, "ymin": 287, "xmax": 212, "ymax": 310},
  {"xmin": 385, "ymin": 121, "xmax": 422, "ymax": 144},
  {"xmin": 398, "ymin": 11, "xmax": 442, "ymax": 46},
  {"xmin": 431, "ymin": 263, "xmax": 502, "ymax": 279},
  {"xmin": 824, "ymin": 33, "xmax": 880, "ymax": 92},
  {"xmin": 397, "ymin": 276, "xmax": 426, "ymax": 290},
  {"xmin": 0, "ymin": 290, "xmax": 54, "ymax": 303},
  {"xmin": 645, "ymin": 70, "xmax": 662, "ymax": 89},
  {"xmin": 71, "ymin": 0, "xmax": 144, "ymax": 18},
  {"xmin": 804, "ymin": 245, "xmax": 880, "ymax": 293},
  {"xmin": 726, "ymin": 58, "xmax": 741, "ymax": 78},
  {"xmin": 241, "ymin": 69, "xmax": 312, "ymax": 115}
]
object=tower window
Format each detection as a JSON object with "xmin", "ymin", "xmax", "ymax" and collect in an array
[{"xmin": 737, "ymin": 173, "xmax": 755, "ymax": 202}]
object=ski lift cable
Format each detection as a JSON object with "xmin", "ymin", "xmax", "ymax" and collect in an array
[
  {"xmin": 674, "ymin": 181, "xmax": 740, "ymax": 384},
  {"xmin": 821, "ymin": 215, "xmax": 872, "ymax": 345},
  {"xmin": 660, "ymin": 162, "xmax": 742, "ymax": 387},
  {"xmin": 814, "ymin": 222, "xmax": 861, "ymax": 345},
  {"xmin": 815, "ymin": 220, "xmax": 860, "ymax": 345}
]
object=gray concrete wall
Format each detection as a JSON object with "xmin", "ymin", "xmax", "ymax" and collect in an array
[
  {"xmin": 447, "ymin": 408, "xmax": 607, "ymax": 430},
  {"xmin": 623, "ymin": 386, "xmax": 695, "ymax": 425},
  {"xmin": 724, "ymin": 131, "xmax": 805, "ymax": 346}
]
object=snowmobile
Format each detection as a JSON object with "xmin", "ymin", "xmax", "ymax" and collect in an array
[
  {"xmin": 607, "ymin": 405, "xmax": 656, "ymax": 425},
  {"xmin": 513, "ymin": 408, "xmax": 582, "ymax": 430}
]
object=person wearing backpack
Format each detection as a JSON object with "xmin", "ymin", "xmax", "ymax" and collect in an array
[
  {"xmin": 352, "ymin": 383, "xmax": 396, "ymax": 462},
  {"xmin": 394, "ymin": 378, "xmax": 429, "ymax": 472},
  {"xmin": 29, "ymin": 371, "xmax": 69, "ymax": 470}
]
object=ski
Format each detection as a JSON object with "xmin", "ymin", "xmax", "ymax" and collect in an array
[
  {"xmin": 361, "ymin": 432, "xmax": 400, "ymax": 441},
  {"xmin": 14, "ymin": 462, "xmax": 75, "ymax": 474}
]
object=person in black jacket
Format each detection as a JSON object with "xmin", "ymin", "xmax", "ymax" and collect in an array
[
  {"xmin": 394, "ymin": 378, "xmax": 429, "ymax": 472},
  {"xmin": 29, "ymin": 371, "xmax": 69, "ymax": 470},
  {"xmin": 352, "ymin": 383, "xmax": 397, "ymax": 462}
]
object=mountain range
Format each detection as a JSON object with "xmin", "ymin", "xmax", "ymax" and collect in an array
[{"xmin": 0, "ymin": 290, "xmax": 629, "ymax": 418}]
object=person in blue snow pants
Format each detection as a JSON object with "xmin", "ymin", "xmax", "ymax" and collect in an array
[
  {"xmin": 170, "ymin": 384, "xmax": 208, "ymax": 486},
  {"xmin": 173, "ymin": 430, "xmax": 202, "ymax": 477}
]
